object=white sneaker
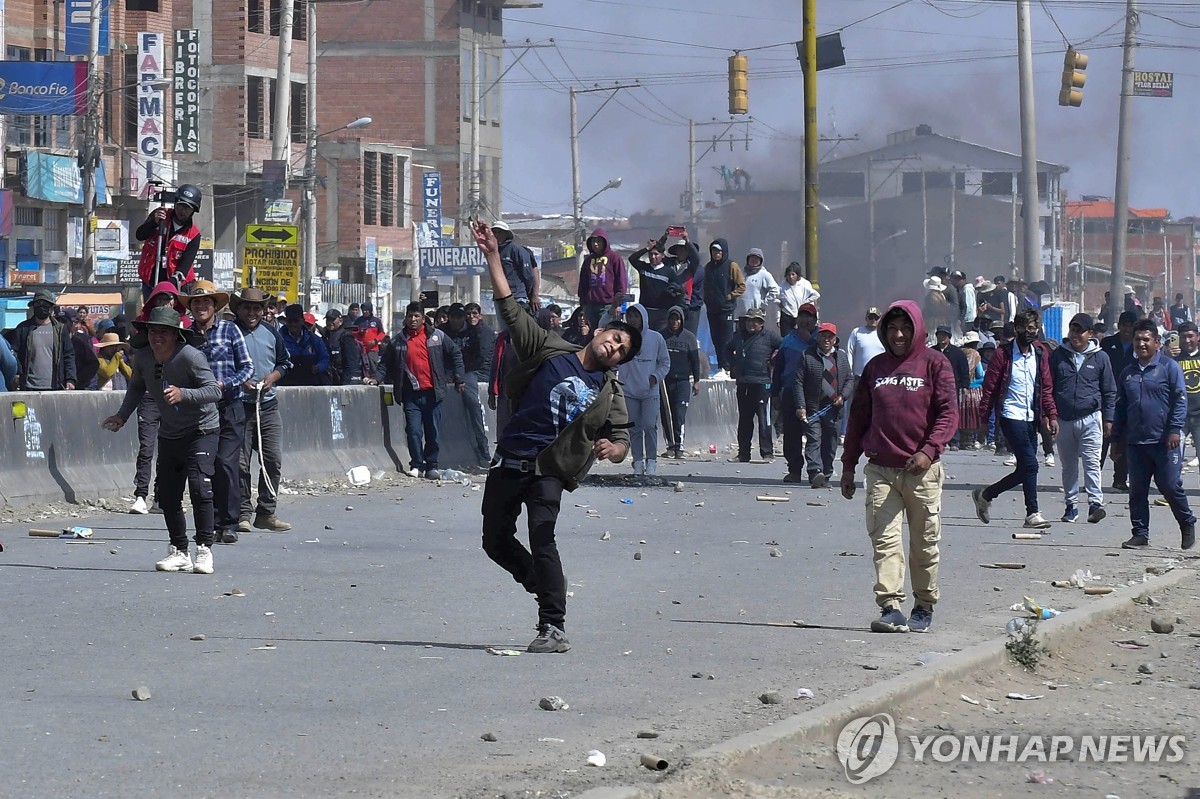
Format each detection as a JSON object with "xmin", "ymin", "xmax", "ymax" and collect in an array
[
  {"xmin": 1003, "ymin": 455, "xmax": 1017, "ymax": 467},
  {"xmin": 405, "ymin": 468, "xmax": 420, "ymax": 478},
  {"xmin": 1024, "ymin": 512, "xmax": 1051, "ymax": 529},
  {"xmin": 1189, "ymin": 457, "xmax": 1199, "ymax": 468},
  {"xmin": 646, "ymin": 460, "xmax": 658, "ymax": 476},
  {"xmin": 130, "ymin": 496, "xmax": 149, "ymax": 515},
  {"xmin": 1044, "ymin": 453, "xmax": 1056, "ymax": 468},
  {"xmin": 155, "ymin": 545, "xmax": 193, "ymax": 573},
  {"xmin": 193, "ymin": 544, "xmax": 214, "ymax": 575}
]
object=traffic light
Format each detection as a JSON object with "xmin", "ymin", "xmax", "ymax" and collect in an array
[
  {"xmin": 1058, "ymin": 47, "xmax": 1088, "ymax": 107},
  {"xmin": 728, "ymin": 54, "xmax": 748, "ymax": 115}
]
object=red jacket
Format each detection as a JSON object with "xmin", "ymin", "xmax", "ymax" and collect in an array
[
  {"xmin": 979, "ymin": 339, "xmax": 1058, "ymax": 422},
  {"xmin": 137, "ymin": 212, "xmax": 200, "ymax": 286},
  {"xmin": 842, "ymin": 300, "xmax": 959, "ymax": 470}
]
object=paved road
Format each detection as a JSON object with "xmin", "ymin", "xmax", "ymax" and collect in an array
[{"xmin": 0, "ymin": 450, "xmax": 1190, "ymax": 798}]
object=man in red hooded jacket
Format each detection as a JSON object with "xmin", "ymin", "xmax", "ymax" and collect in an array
[{"xmin": 841, "ymin": 301, "xmax": 958, "ymax": 634}]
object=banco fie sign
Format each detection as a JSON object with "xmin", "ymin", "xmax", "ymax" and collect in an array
[{"xmin": 419, "ymin": 246, "xmax": 486, "ymax": 277}]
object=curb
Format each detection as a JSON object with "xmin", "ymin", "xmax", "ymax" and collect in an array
[{"xmin": 574, "ymin": 566, "xmax": 1196, "ymax": 799}]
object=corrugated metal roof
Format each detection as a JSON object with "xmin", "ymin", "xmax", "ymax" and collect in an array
[{"xmin": 821, "ymin": 132, "xmax": 1068, "ymax": 174}]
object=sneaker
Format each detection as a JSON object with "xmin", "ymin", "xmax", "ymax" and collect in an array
[
  {"xmin": 150, "ymin": 501, "xmax": 164, "ymax": 515},
  {"xmin": 527, "ymin": 623, "xmax": 571, "ymax": 653},
  {"xmin": 1024, "ymin": 512, "xmax": 1051, "ymax": 529},
  {"xmin": 219, "ymin": 529, "xmax": 240, "ymax": 544},
  {"xmin": 971, "ymin": 487, "xmax": 991, "ymax": 524},
  {"xmin": 130, "ymin": 496, "xmax": 149, "ymax": 515},
  {"xmin": 1003, "ymin": 455, "xmax": 1017, "ymax": 467},
  {"xmin": 908, "ymin": 605, "xmax": 934, "ymax": 633},
  {"xmin": 632, "ymin": 460, "xmax": 645, "ymax": 476},
  {"xmin": 727, "ymin": 456, "xmax": 749, "ymax": 463},
  {"xmin": 674, "ymin": 449, "xmax": 687, "ymax": 460},
  {"xmin": 1121, "ymin": 534, "xmax": 1150, "ymax": 549},
  {"xmin": 971, "ymin": 441, "xmax": 982, "ymax": 451},
  {"xmin": 237, "ymin": 518, "xmax": 252, "ymax": 533},
  {"xmin": 1061, "ymin": 505, "xmax": 1078, "ymax": 523},
  {"xmin": 193, "ymin": 544, "xmax": 214, "ymax": 575},
  {"xmin": 1087, "ymin": 504, "xmax": 1106, "ymax": 524},
  {"xmin": 783, "ymin": 473, "xmax": 805, "ymax": 483},
  {"xmin": 870, "ymin": 606, "xmax": 909, "ymax": 633},
  {"xmin": 253, "ymin": 514, "xmax": 292, "ymax": 532},
  {"xmin": 405, "ymin": 467, "xmax": 420, "ymax": 478},
  {"xmin": 424, "ymin": 469, "xmax": 441, "ymax": 480},
  {"xmin": 1182, "ymin": 523, "xmax": 1195, "ymax": 550},
  {"xmin": 1154, "ymin": 498, "xmax": 1170, "ymax": 507},
  {"xmin": 155, "ymin": 545, "xmax": 193, "ymax": 573},
  {"xmin": 1113, "ymin": 479, "xmax": 1129, "ymax": 492},
  {"xmin": 1044, "ymin": 453, "xmax": 1056, "ymax": 468},
  {"xmin": 660, "ymin": 450, "xmax": 675, "ymax": 459},
  {"xmin": 1189, "ymin": 457, "xmax": 1199, "ymax": 468},
  {"xmin": 810, "ymin": 473, "xmax": 828, "ymax": 489},
  {"xmin": 645, "ymin": 460, "xmax": 658, "ymax": 476}
]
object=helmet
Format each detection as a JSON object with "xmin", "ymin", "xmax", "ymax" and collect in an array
[{"xmin": 176, "ymin": 184, "xmax": 202, "ymax": 212}]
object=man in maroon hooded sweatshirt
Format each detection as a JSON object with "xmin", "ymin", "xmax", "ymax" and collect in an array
[
  {"xmin": 840, "ymin": 301, "xmax": 959, "ymax": 634},
  {"xmin": 578, "ymin": 228, "xmax": 628, "ymax": 329}
]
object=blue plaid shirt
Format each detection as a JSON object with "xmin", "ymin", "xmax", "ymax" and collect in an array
[{"xmin": 197, "ymin": 319, "xmax": 254, "ymax": 403}]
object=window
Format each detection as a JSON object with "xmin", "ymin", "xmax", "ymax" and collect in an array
[
  {"xmin": 363, "ymin": 151, "xmax": 378, "ymax": 226},
  {"xmin": 486, "ymin": 54, "xmax": 500, "ymax": 120},
  {"xmin": 981, "ymin": 172, "xmax": 1015, "ymax": 196},
  {"xmin": 294, "ymin": 0, "xmax": 307, "ymax": 40},
  {"xmin": 380, "ymin": 155, "xmax": 395, "ymax": 226},
  {"xmin": 7, "ymin": 45, "xmax": 30, "ymax": 60},
  {"xmin": 1037, "ymin": 171, "xmax": 1048, "ymax": 197},
  {"xmin": 924, "ymin": 172, "xmax": 952, "ymax": 190},
  {"xmin": 126, "ymin": 0, "xmax": 160, "ymax": 10},
  {"xmin": 34, "ymin": 48, "xmax": 52, "ymax": 62},
  {"xmin": 44, "ymin": 210, "xmax": 65, "ymax": 252},
  {"xmin": 249, "ymin": 0, "xmax": 265, "ymax": 33},
  {"xmin": 461, "ymin": 47, "xmax": 473, "ymax": 118},
  {"xmin": 290, "ymin": 81, "xmax": 305, "ymax": 143},
  {"xmin": 248, "ymin": 76, "xmax": 265, "ymax": 139},
  {"xmin": 15, "ymin": 208, "xmax": 43, "ymax": 227},
  {"xmin": 124, "ymin": 52, "xmax": 139, "ymax": 146},
  {"xmin": 270, "ymin": 0, "xmax": 282, "ymax": 36},
  {"xmin": 821, "ymin": 171, "xmax": 865, "ymax": 198}
]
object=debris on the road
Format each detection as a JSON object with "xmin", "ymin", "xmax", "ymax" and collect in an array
[
  {"xmin": 795, "ymin": 688, "xmax": 815, "ymax": 700},
  {"xmin": 1084, "ymin": 586, "xmax": 1114, "ymax": 595},
  {"xmin": 1113, "ymin": 639, "xmax": 1149, "ymax": 649},
  {"xmin": 1138, "ymin": 662, "xmax": 1155, "ymax": 675},
  {"xmin": 862, "ymin": 664, "xmax": 880, "ymax": 671},
  {"xmin": 252, "ymin": 644, "xmax": 277, "ymax": 651},
  {"xmin": 960, "ymin": 694, "xmax": 981, "ymax": 706},
  {"xmin": 637, "ymin": 731, "xmax": 659, "ymax": 739},
  {"xmin": 1051, "ymin": 580, "xmax": 1073, "ymax": 588},
  {"xmin": 346, "ymin": 466, "xmax": 371, "ymax": 486},
  {"xmin": 806, "ymin": 501, "xmax": 825, "ymax": 507},
  {"xmin": 538, "ymin": 737, "xmax": 565, "ymax": 743},
  {"xmin": 694, "ymin": 501, "xmax": 704, "ymax": 507},
  {"xmin": 539, "ymin": 696, "xmax": 569, "ymax": 711},
  {"xmin": 1006, "ymin": 692, "xmax": 1044, "ymax": 700},
  {"xmin": 481, "ymin": 732, "xmax": 498, "ymax": 742},
  {"xmin": 1012, "ymin": 533, "xmax": 1042, "ymax": 540},
  {"xmin": 836, "ymin": 551, "xmax": 862, "ymax": 557},
  {"xmin": 485, "ymin": 647, "xmax": 522, "ymax": 656},
  {"xmin": 226, "ymin": 588, "xmax": 246, "ymax": 597},
  {"xmin": 769, "ymin": 548, "xmax": 782, "ymax": 558},
  {"xmin": 1151, "ymin": 617, "xmax": 1175, "ymax": 634},
  {"xmin": 758, "ymin": 691, "xmax": 783, "ymax": 705},
  {"xmin": 585, "ymin": 750, "xmax": 606, "ymax": 767},
  {"xmin": 600, "ymin": 531, "xmax": 611, "ymax": 540},
  {"xmin": 640, "ymin": 754, "xmax": 669, "ymax": 771},
  {"xmin": 131, "ymin": 687, "xmax": 151, "ymax": 701},
  {"xmin": 674, "ymin": 482, "xmax": 685, "ymax": 493},
  {"xmin": 303, "ymin": 538, "xmax": 320, "ymax": 544},
  {"xmin": 980, "ymin": 562, "xmax": 1026, "ymax": 570},
  {"xmin": 1026, "ymin": 771, "xmax": 1054, "ymax": 784},
  {"xmin": 620, "ymin": 498, "xmax": 634, "ymax": 505},
  {"xmin": 190, "ymin": 634, "xmax": 206, "ymax": 641},
  {"xmin": 756, "ymin": 495, "xmax": 790, "ymax": 502}
]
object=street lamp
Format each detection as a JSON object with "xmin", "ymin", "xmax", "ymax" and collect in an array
[
  {"xmin": 943, "ymin": 240, "xmax": 984, "ymax": 266},
  {"xmin": 303, "ymin": 115, "xmax": 372, "ymax": 292},
  {"xmin": 575, "ymin": 177, "xmax": 622, "ymax": 254}
]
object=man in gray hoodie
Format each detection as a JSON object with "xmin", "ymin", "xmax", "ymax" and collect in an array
[
  {"xmin": 616, "ymin": 303, "xmax": 671, "ymax": 475},
  {"xmin": 103, "ymin": 307, "xmax": 223, "ymax": 574}
]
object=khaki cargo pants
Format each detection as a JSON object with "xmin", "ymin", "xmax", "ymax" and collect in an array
[{"xmin": 864, "ymin": 460, "xmax": 943, "ymax": 609}]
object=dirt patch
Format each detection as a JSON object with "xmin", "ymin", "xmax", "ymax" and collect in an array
[{"xmin": 643, "ymin": 574, "xmax": 1200, "ymax": 799}]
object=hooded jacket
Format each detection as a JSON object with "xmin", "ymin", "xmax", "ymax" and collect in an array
[
  {"xmin": 1113, "ymin": 352, "xmax": 1187, "ymax": 445},
  {"xmin": 496, "ymin": 237, "xmax": 538, "ymax": 303},
  {"xmin": 842, "ymin": 301, "xmax": 959, "ymax": 470},
  {"xmin": 1050, "ymin": 338, "xmax": 1117, "ymax": 423},
  {"xmin": 662, "ymin": 306, "xmax": 700, "ymax": 382},
  {"xmin": 578, "ymin": 228, "xmax": 628, "ymax": 306},
  {"xmin": 979, "ymin": 338, "xmax": 1057, "ymax": 423},
  {"xmin": 733, "ymin": 249, "xmax": 780, "ymax": 319},
  {"xmin": 702, "ymin": 238, "xmax": 746, "ymax": 314},
  {"xmin": 629, "ymin": 237, "xmax": 700, "ymax": 311},
  {"xmin": 616, "ymin": 303, "xmax": 670, "ymax": 400}
]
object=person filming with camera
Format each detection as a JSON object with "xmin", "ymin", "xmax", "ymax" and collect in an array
[{"xmin": 135, "ymin": 184, "xmax": 203, "ymax": 300}]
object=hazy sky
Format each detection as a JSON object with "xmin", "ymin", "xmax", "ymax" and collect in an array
[{"xmin": 500, "ymin": 0, "xmax": 1199, "ymax": 221}]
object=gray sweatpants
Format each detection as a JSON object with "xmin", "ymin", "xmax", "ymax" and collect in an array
[
  {"xmin": 1058, "ymin": 411, "xmax": 1103, "ymax": 509},
  {"xmin": 626, "ymin": 394, "xmax": 660, "ymax": 467}
]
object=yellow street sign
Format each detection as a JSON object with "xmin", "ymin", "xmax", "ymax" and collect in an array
[
  {"xmin": 241, "ymin": 244, "xmax": 300, "ymax": 302},
  {"xmin": 246, "ymin": 223, "xmax": 299, "ymax": 246}
]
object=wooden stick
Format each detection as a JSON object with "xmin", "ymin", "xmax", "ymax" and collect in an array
[
  {"xmin": 756, "ymin": 496, "xmax": 791, "ymax": 502},
  {"xmin": 1012, "ymin": 533, "xmax": 1043, "ymax": 540},
  {"xmin": 1084, "ymin": 586, "xmax": 1114, "ymax": 595},
  {"xmin": 29, "ymin": 528, "xmax": 63, "ymax": 538}
]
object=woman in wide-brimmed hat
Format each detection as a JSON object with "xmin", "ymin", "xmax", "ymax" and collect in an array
[{"xmin": 96, "ymin": 332, "xmax": 132, "ymax": 391}]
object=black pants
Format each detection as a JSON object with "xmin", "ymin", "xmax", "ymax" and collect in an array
[
  {"xmin": 736, "ymin": 383, "xmax": 773, "ymax": 459},
  {"xmin": 134, "ymin": 394, "xmax": 160, "ymax": 499},
  {"xmin": 708, "ymin": 309, "xmax": 735, "ymax": 371},
  {"xmin": 213, "ymin": 401, "xmax": 246, "ymax": 532},
  {"xmin": 481, "ymin": 467, "xmax": 567, "ymax": 629},
  {"xmin": 684, "ymin": 307, "xmax": 702, "ymax": 336},
  {"xmin": 157, "ymin": 429, "xmax": 218, "ymax": 550},
  {"xmin": 645, "ymin": 307, "xmax": 670, "ymax": 332},
  {"xmin": 663, "ymin": 378, "xmax": 691, "ymax": 452},
  {"xmin": 780, "ymin": 396, "xmax": 806, "ymax": 476},
  {"xmin": 805, "ymin": 413, "xmax": 840, "ymax": 479}
]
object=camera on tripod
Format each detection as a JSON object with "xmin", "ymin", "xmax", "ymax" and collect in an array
[{"xmin": 148, "ymin": 179, "xmax": 176, "ymax": 205}]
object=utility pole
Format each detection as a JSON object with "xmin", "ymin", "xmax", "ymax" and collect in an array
[
  {"xmin": 1107, "ymin": 0, "xmax": 1138, "ymax": 327},
  {"xmin": 468, "ymin": 36, "xmax": 480, "ymax": 303},
  {"xmin": 687, "ymin": 118, "xmax": 697, "ymax": 234},
  {"xmin": 569, "ymin": 82, "xmax": 638, "ymax": 259},
  {"xmin": 272, "ymin": 0, "xmax": 295, "ymax": 163},
  {"xmin": 80, "ymin": 0, "xmax": 102, "ymax": 283},
  {"xmin": 1016, "ymin": 0, "xmax": 1042, "ymax": 283},
  {"xmin": 303, "ymin": 0, "xmax": 317, "ymax": 294},
  {"xmin": 686, "ymin": 119, "xmax": 751, "ymax": 244},
  {"xmin": 801, "ymin": 0, "xmax": 819, "ymax": 289}
]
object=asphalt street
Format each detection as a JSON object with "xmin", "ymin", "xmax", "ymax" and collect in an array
[{"xmin": 0, "ymin": 449, "xmax": 1192, "ymax": 798}]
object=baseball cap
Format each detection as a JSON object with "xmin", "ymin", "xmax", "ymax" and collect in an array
[
  {"xmin": 818, "ymin": 322, "xmax": 837, "ymax": 335},
  {"xmin": 797, "ymin": 303, "xmax": 818, "ymax": 317},
  {"xmin": 448, "ymin": 302, "xmax": 467, "ymax": 315},
  {"xmin": 1069, "ymin": 312, "xmax": 1094, "ymax": 330},
  {"xmin": 325, "ymin": 308, "xmax": 342, "ymax": 320},
  {"xmin": 936, "ymin": 325, "xmax": 952, "ymax": 335},
  {"xmin": 741, "ymin": 307, "xmax": 766, "ymax": 321},
  {"xmin": 866, "ymin": 306, "xmax": 881, "ymax": 318},
  {"xmin": 491, "ymin": 220, "xmax": 511, "ymax": 233},
  {"xmin": 950, "ymin": 270, "xmax": 966, "ymax": 280},
  {"xmin": 303, "ymin": 312, "xmax": 317, "ymax": 326}
]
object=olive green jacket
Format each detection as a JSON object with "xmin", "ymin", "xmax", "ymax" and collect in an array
[{"xmin": 498, "ymin": 294, "xmax": 630, "ymax": 490}]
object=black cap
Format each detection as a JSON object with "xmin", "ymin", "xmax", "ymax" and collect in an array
[
  {"xmin": 448, "ymin": 302, "xmax": 467, "ymax": 315},
  {"xmin": 1118, "ymin": 311, "xmax": 1139, "ymax": 325},
  {"xmin": 1069, "ymin": 312, "xmax": 1093, "ymax": 330},
  {"xmin": 325, "ymin": 308, "xmax": 342, "ymax": 320},
  {"xmin": 935, "ymin": 325, "xmax": 952, "ymax": 335}
]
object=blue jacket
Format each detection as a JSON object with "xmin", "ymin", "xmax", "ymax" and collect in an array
[
  {"xmin": 771, "ymin": 330, "xmax": 812, "ymax": 400},
  {"xmin": 1049, "ymin": 338, "xmax": 1117, "ymax": 423},
  {"xmin": 1113, "ymin": 352, "xmax": 1187, "ymax": 445}
]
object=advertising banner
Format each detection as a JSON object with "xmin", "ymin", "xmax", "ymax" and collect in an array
[
  {"xmin": 172, "ymin": 29, "xmax": 200, "ymax": 154},
  {"xmin": 65, "ymin": 0, "xmax": 110, "ymax": 55},
  {"xmin": 0, "ymin": 62, "xmax": 88, "ymax": 115},
  {"xmin": 135, "ymin": 32, "xmax": 167, "ymax": 198}
]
